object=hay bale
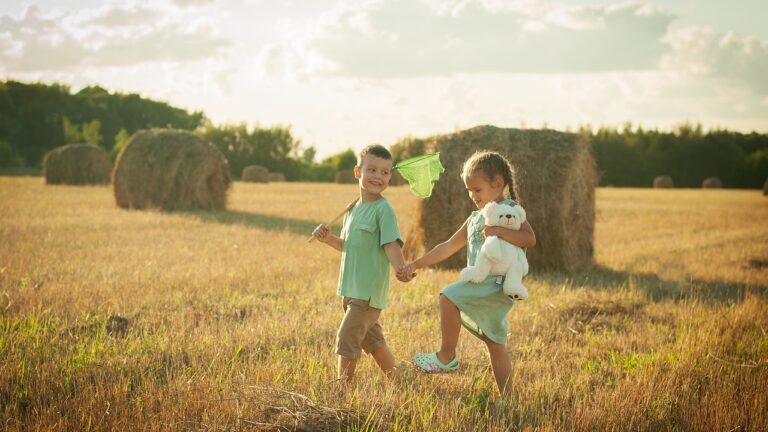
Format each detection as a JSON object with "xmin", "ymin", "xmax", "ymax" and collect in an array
[
  {"xmin": 112, "ymin": 129, "xmax": 230, "ymax": 210},
  {"xmin": 389, "ymin": 170, "xmax": 406, "ymax": 186},
  {"xmin": 42, "ymin": 144, "xmax": 112, "ymax": 185},
  {"xmin": 242, "ymin": 165, "xmax": 270, "ymax": 183},
  {"xmin": 702, "ymin": 177, "xmax": 722, "ymax": 189},
  {"xmin": 404, "ymin": 125, "xmax": 596, "ymax": 273},
  {"xmin": 763, "ymin": 179, "xmax": 768, "ymax": 196},
  {"xmin": 335, "ymin": 169, "xmax": 357, "ymax": 184},
  {"xmin": 269, "ymin": 172, "xmax": 286, "ymax": 182},
  {"xmin": 653, "ymin": 176, "xmax": 674, "ymax": 188}
]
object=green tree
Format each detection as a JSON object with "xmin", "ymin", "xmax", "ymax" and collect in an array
[
  {"xmin": 81, "ymin": 119, "xmax": 102, "ymax": 147},
  {"xmin": 62, "ymin": 116, "xmax": 82, "ymax": 143},
  {"xmin": 111, "ymin": 128, "xmax": 131, "ymax": 160},
  {"xmin": 323, "ymin": 148, "xmax": 357, "ymax": 172},
  {"xmin": 0, "ymin": 140, "xmax": 14, "ymax": 168},
  {"xmin": 0, "ymin": 80, "xmax": 204, "ymax": 167},
  {"xmin": 198, "ymin": 123, "xmax": 302, "ymax": 180},
  {"xmin": 302, "ymin": 146, "xmax": 317, "ymax": 164}
]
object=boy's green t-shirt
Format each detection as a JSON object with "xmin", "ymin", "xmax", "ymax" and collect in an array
[{"xmin": 337, "ymin": 197, "xmax": 403, "ymax": 309}]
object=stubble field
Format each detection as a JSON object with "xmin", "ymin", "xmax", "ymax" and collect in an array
[{"xmin": 1, "ymin": 177, "xmax": 767, "ymax": 431}]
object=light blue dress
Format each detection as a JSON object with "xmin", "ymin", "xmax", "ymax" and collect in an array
[{"xmin": 441, "ymin": 199, "xmax": 518, "ymax": 345}]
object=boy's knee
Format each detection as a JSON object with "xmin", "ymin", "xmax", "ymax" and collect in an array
[
  {"xmin": 336, "ymin": 330, "xmax": 364, "ymax": 359},
  {"xmin": 336, "ymin": 298, "xmax": 383, "ymax": 359}
]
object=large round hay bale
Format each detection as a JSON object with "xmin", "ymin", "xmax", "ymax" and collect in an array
[
  {"xmin": 335, "ymin": 169, "xmax": 357, "ymax": 184},
  {"xmin": 242, "ymin": 165, "xmax": 269, "ymax": 183},
  {"xmin": 763, "ymin": 179, "xmax": 768, "ymax": 196},
  {"xmin": 702, "ymin": 177, "xmax": 722, "ymax": 189},
  {"xmin": 653, "ymin": 176, "xmax": 674, "ymax": 188},
  {"xmin": 42, "ymin": 144, "xmax": 112, "ymax": 185},
  {"xmin": 404, "ymin": 125, "xmax": 596, "ymax": 273},
  {"xmin": 112, "ymin": 129, "xmax": 230, "ymax": 210},
  {"xmin": 389, "ymin": 170, "xmax": 406, "ymax": 186},
  {"xmin": 269, "ymin": 172, "xmax": 286, "ymax": 182}
]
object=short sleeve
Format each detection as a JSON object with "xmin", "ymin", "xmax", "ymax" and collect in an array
[
  {"xmin": 378, "ymin": 202, "xmax": 403, "ymax": 247},
  {"xmin": 339, "ymin": 213, "xmax": 349, "ymax": 239}
]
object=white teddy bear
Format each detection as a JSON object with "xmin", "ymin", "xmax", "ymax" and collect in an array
[{"xmin": 460, "ymin": 201, "xmax": 530, "ymax": 300}]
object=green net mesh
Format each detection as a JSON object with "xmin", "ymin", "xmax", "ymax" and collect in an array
[{"xmin": 394, "ymin": 153, "xmax": 445, "ymax": 198}]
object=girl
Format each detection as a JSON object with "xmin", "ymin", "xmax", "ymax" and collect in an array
[{"xmin": 399, "ymin": 150, "xmax": 536, "ymax": 398}]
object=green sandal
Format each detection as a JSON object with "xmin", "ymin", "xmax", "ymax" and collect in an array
[{"xmin": 413, "ymin": 352, "xmax": 459, "ymax": 373}]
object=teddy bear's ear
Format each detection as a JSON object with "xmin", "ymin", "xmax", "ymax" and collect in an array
[
  {"xmin": 483, "ymin": 202, "xmax": 497, "ymax": 220},
  {"xmin": 515, "ymin": 205, "xmax": 526, "ymax": 223}
]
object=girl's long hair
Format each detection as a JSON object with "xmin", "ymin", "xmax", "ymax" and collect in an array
[{"xmin": 461, "ymin": 151, "xmax": 516, "ymax": 200}]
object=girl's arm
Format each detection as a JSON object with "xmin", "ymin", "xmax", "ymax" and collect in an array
[
  {"xmin": 483, "ymin": 221, "xmax": 536, "ymax": 248},
  {"xmin": 410, "ymin": 219, "xmax": 469, "ymax": 271}
]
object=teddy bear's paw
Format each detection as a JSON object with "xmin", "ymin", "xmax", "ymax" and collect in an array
[
  {"xmin": 503, "ymin": 284, "xmax": 529, "ymax": 301},
  {"xmin": 460, "ymin": 267, "xmax": 485, "ymax": 283}
]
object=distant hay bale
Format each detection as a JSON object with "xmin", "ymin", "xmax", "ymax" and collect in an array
[
  {"xmin": 653, "ymin": 176, "xmax": 674, "ymax": 188},
  {"xmin": 242, "ymin": 165, "xmax": 270, "ymax": 183},
  {"xmin": 42, "ymin": 144, "xmax": 112, "ymax": 185},
  {"xmin": 702, "ymin": 177, "xmax": 722, "ymax": 189},
  {"xmin": 112, "ymin": 129, "xmax": 230, "ymax": 210},
  {"xmin": 269, "ymin": 172, "xmax": 286, "ymax": 182},
  {"xmin": 335, "ymin": 170, "xmax": 357, "ymax": 184},
  {"xmin": 763, "ymin": 179, "xmax": 768, "ymax": 196},
  {"xmin": 403, "ymin": 125, "xmax": 596, "ymax": 273}
]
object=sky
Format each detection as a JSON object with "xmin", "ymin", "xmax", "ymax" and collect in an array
[{"xmin": 1, "ymin": 0, "xmax": 767, "ymax": 159}]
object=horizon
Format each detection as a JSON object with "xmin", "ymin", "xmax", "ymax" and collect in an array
[{"xmin": 2, "ymin": 0, "xmax": 767, "ymax": 158}]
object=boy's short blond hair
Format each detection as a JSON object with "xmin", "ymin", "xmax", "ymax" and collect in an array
[{"xmin": 358, "ymin": 144, "xmax": 392, "ymax": 165}]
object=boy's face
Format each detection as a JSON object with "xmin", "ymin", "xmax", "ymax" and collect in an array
[{"xmin": 354, "ymin": 153, "xmax": 393, "ymax": 197}]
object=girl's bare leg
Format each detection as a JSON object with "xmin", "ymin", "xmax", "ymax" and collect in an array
[
  {"xmin": 437, "ymin": 294, "xmax": 462, "ymax": 365},
  {"xmin": 484, "ymin": 338, "xmax": 513, "ymax": 398}
]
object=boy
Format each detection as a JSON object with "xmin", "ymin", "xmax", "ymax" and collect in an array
[{"xmin": 312, "ymin": 144, "xmax": 408, "ymax": 382}]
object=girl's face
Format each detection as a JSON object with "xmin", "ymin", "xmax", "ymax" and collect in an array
[{"xmin": 464, "ymin": 172, "xmax": 505, "ymax": 209}]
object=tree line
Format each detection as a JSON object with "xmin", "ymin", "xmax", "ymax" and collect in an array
[
  {"xmin": 1, "ymin": 80, "xmax": 766, "ymax": 187},
  {"xmin": 591, "ymin": 123, "xmax": 768, "ymax": 188},
  {"xmin": 0, "ymin": 81, "xmax": 203, "ymax": 168}
]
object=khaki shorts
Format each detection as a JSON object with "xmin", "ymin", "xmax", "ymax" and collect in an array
[{"xmin": 335, "ymin": 297, "xmax": 386, "ymax": 359}]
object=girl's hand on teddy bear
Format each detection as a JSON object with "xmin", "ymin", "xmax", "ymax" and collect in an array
[{"xmin": 482, "ymin": 225, "xmax": 500, "ymax": 238}]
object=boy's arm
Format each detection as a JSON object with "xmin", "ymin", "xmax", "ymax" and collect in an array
[
  {"xmin": 383, "ymin": 241, "xmax": 406, "ymax": 271},
  {"xmin": 312, "ymin": 224, "xmax": 344, "ymax": 252},
  {"xmin": 483, "ymin": 221, "xmax": 536, "ymax": 248}
]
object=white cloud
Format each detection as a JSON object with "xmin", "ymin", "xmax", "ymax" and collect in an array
[
  {"xmin": 0, "ymin": 4, "xmax": 230, "ymax": 73},
  {"xmin": 173, "ymin": 0, "xmax": 216, "ymax": 7},
  {"xmin": 75, "ymin": 5, "xmax": 162, "ymax": 28},
  {"xmin": 661, "ymin": 26, "xmax": 768, "ymax": 94},
  {"xmin": 304, "ymin": 0, "xmax": 673, "ymax": 77}
]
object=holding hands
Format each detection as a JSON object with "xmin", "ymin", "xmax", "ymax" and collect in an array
[{"xmin": 397, "ymin": 263, "xmax": 417, "ymax": 283}]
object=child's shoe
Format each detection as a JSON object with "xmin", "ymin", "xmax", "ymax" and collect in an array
[{"xmin": 413, "ymin": 352, "xmax": 459, "ymax": 373}]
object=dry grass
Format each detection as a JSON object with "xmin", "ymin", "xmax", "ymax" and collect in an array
[{"xmin": 1, "ymin": 178, "xmax": 766, "ymax": 431}]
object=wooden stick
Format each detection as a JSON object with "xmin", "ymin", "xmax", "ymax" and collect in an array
[{"xmin": 308, "ymin": 198, "xmax": 359, "ymax": 243}]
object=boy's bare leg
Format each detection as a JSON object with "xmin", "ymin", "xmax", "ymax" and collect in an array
[
  {"xmin": 437, "ymin": 294, "xmax": 461, "ymax": 365},
  {"xmin": 338, "ymin": 356, "xmax": 358, "ymax": 382},
  {"xmin": 484, "ymin": 338, "xmax": 513, "ymax": 398},
  {"xmin": 370, "ymin": 345, "xmax": 397, "ymax": 379}
]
